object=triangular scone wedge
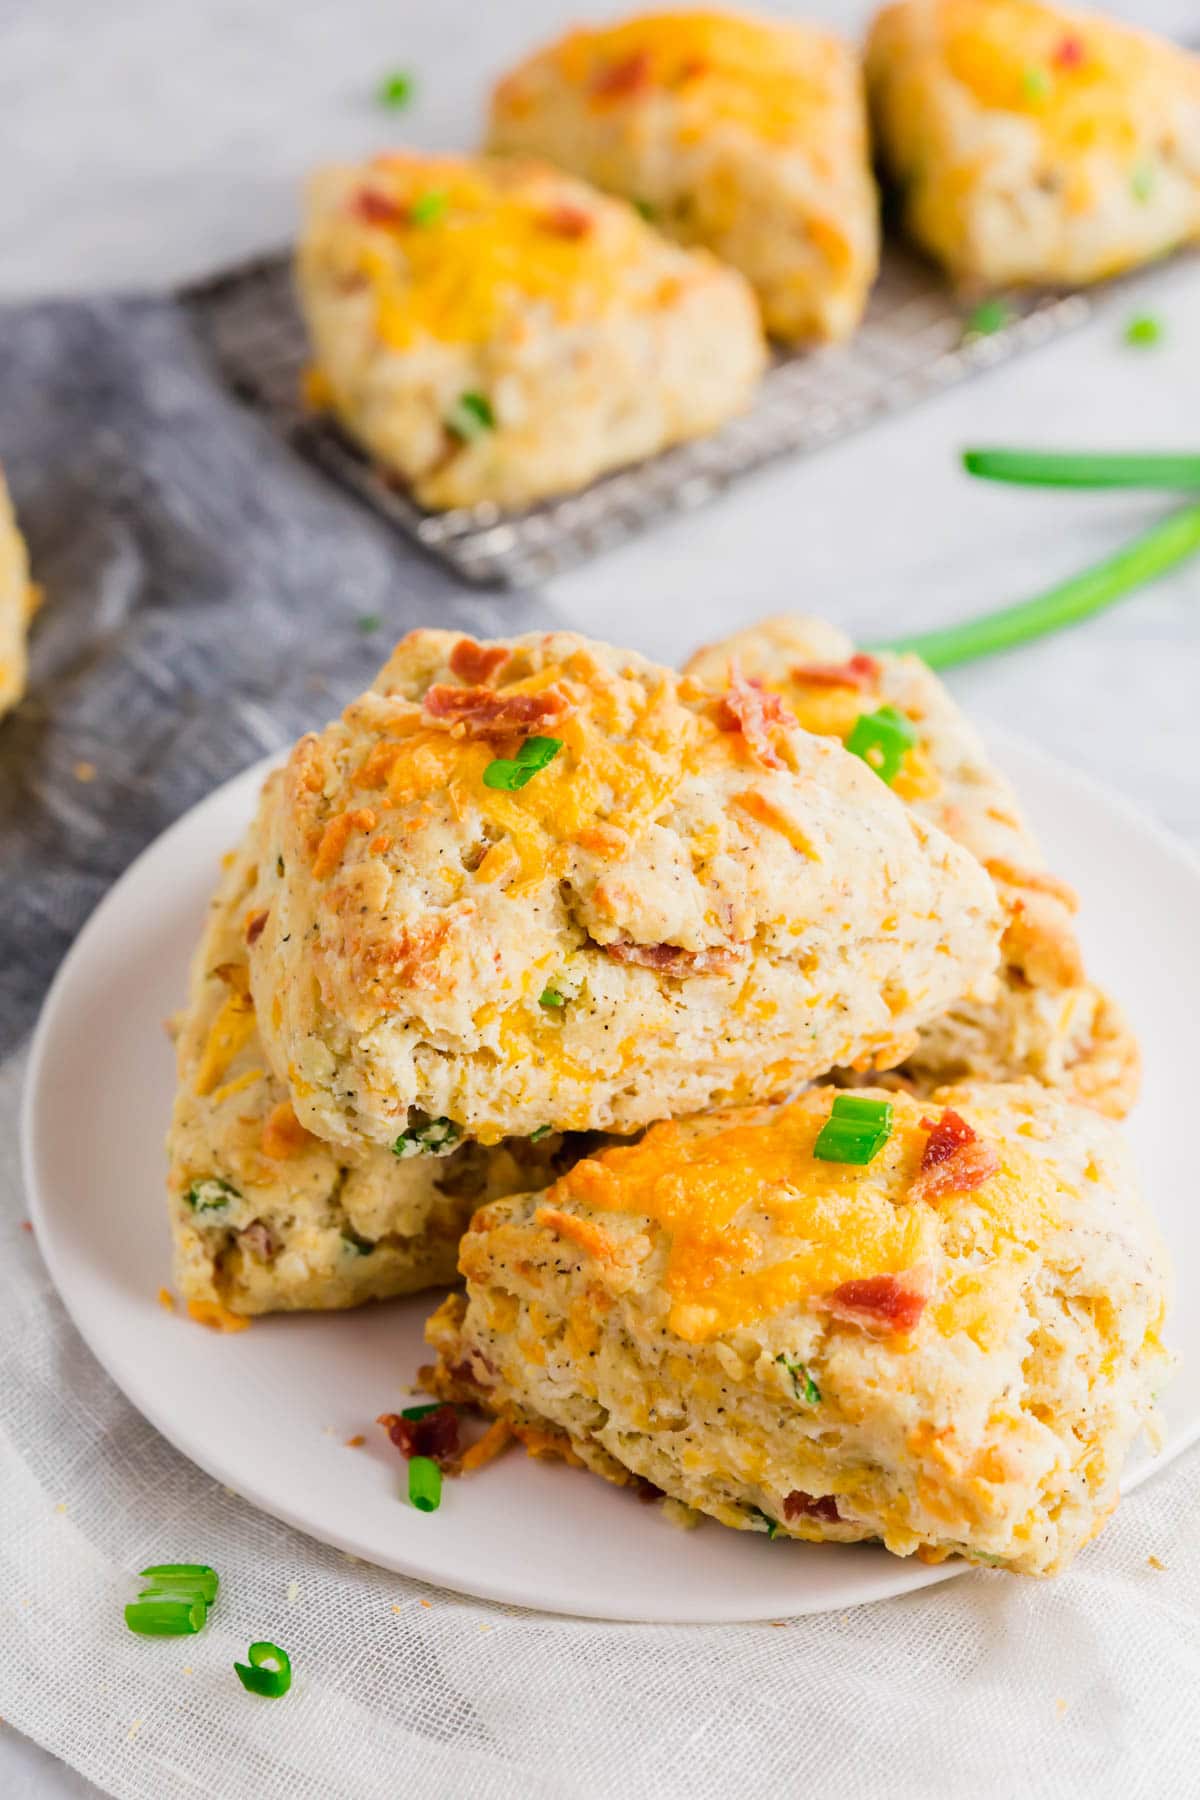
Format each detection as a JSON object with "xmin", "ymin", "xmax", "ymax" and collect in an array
[
  {"xmin": 866, "ymin": 0, "xmax": 1200, "ymax": 287},
  {"xmin": 427, "ymin": 1081, "xmax": 1172, "ymax": 1577},
  {"xmin": 685, "ymin": 615, "xmax": 1138, "ymax": 1115},
  {"xmin": 488, "ymin": 11, "xmax": 879, "ymax": 343},
  {"xmin": 166, "ymin": 809, "xmax": 582, "ymax": 1321},
  {"xmin": 296, "ymin": 150, "xmax": 765, "ymax": 511},
  {"xmin": 242, "ymin": 628, "xmax": 1000, "ymax": 1150},
  {"xmin": 0, "ymin": 469, "xmax": 40, "ymax": 721}
]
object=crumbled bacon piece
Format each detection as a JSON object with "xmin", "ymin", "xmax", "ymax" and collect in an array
[
  {"xmin": 789, "ymin": 652, "xmax": 881, "ymax": 691},
  {"xmin": 919, "ymin": 1108, "xmax": 975, "ymax": 1171},
  {"xmin": 819, "ymin": 1271, "xmax": 930, "ymax": 1336},
  {"xmin": 590, "ymin": 49, "xmax": 652, "ymax": 99},
  {"xmin": 604, "ymin": 940, "xmax": 744, "ymax": 976},
  {"xmin": 353, "ymin": 189, "xmax": 405, "ymax": 227},
  {"xmin": 783, "ymin": 1490, "xmax": 840, "ymax": 1523},
  {"xmin": 448, "ymin": 637, "xmax": 510, "ymax": 686},
  {"xmin": 715, "ymin": 660, "xmax": 797, "ymax": 770},
  {"xmin": 541, "ymin": 204, "xmax": 593, "ymax": 239},
  {"xmin": 909, "ymin": 1134, "xmax": 1000, "ymax": 1205},
  {"xmin": 378, "ymin": 1405, "xmax": 461, "ymax": 1470},
  {"xmin": 422, "ymin": 683, "xmax": 573, "ymax": 738},
  {"xmin": 1054, "ymin": 33, "xmax": 1085, "ymax": 67},
  {"xmin": 237, "ymin": 1221, "xmax": 275, "ymax": 1260}
]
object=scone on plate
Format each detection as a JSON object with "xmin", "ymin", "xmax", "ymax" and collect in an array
[
  {"xmin": 296, "ymin": 150, "xmax": 765, "ymax": 510},
  {"xmin": 167, "ymin": 810, "xmax": 579, "ymax": 1320},
  {"xmin": 428, "ymin": 1081, "xmax": 1171, "ymax": 1576},
  {"xmin": 866, "ymin": 0, "xmax": 1200, "ymax": 288},
  {"xmin": 685, "ymin": 615, "xmax": 1138, "ymax": 1116},
  {"xmin": 488, "ymin": 9, "xmax": 879, "ymax": 343},
  {"xmin": 0, "ymin": 469, "xmax": 39, "ymax": 721},
  {"xmin": 243, "ymin": 628, "xmax": 1001, "ymax": 1151}
]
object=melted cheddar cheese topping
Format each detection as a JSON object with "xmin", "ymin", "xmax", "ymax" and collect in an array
[{"xmin": 550, "ymin": 1091, "xmax": 1061, "ymax": 1342}]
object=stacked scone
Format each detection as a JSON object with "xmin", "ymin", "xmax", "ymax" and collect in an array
[{"xmin": 167, "ymin": 622, "xmax": 1171, "ymax": 1576}]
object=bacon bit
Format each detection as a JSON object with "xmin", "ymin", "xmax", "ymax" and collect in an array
[
  {"xmin": 448, "ymin": 638, "xmax": 510, "ymax": 686},
  {"xmin": 909, "ymin": 1136, "xmax": 1000, "ymax": 1205},
  {"xmin": 261, "ymin": 1100, "xmax": 315, "ymax": 1160},
  {"xmin": 20, "ymin": 1219, "xmax": 33, "ymax": 1233},
  {"xmin": 353, "ymin": 188, "xmax": 405, "ymax": 226},
  {"xmin": 1054, "ymin": 32, "xmax": 1085, "ymax": 67},
  {"xmin": 157, "ymin": 1286, "xmax": 174, "ymax": 1311},
  {"xmin": 345, "ymin": 1434, "xmax": 366, "ymax": 1448},
  {"xmin": 237, "ymin": 1221, "xmax": 275, "ymax": 1260},
  {"xmin": 984, "ymin": 858, "xmax": 1079, "ymax": 913},
  {"xmin": 186, "ymin": 1298, "xmax": 250, "ymax": 1333},
  {"xmin": 422, "ymin": 682, "xmax": 573, "ymax": 738},
  {"xmin": 604, "ymin": 939, "xmax": 744, "ymax": 976},
  {"xmin": 590, "ymin": 49, "xmax": 652, "ymax": 100},
  {"xmin": 378, "ymin": 1405, "xmax": 461, "ymax": 1470},
  {"xmin": 819, "ymin": 1270, "xmax": 930, "ymax": 1337},
  {"xmin": 459, "ymin": 1418, "xmax": 513, "ymax": 1474},
  {"xmin": 789, "ymin": 652, "xmax": 881, "ymax": 691},
  {"xmin": 783, "ymin": 1490, "xmax": 840, "ymax": 1523},
  {"xmin": 716, "ymin": 660, "xmax": 797, "ymax": 770},
  {"xmin": 919, "ymin": 1108, "xmax": 976, "ymax": 1171},
  {"xmin": 540, "ymin": 203, "xmax": 593, "ymax": 239},
  {"xmin": 312, "ymin": 807, "xmax": 378, "ymax": 880},
  {"xmin": 244, "ymin": 908, "xmax": 269, "ymax": 946}
]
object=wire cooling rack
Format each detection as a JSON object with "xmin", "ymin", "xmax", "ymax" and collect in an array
[{"xmin": 182, "ymin": 245, "xmax": 1101, "ymax": 588}]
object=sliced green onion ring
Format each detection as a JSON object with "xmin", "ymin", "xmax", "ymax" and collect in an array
[
  {"xmin": 234, "ymin": 1641, "xmax": 292, "ymax": 1699},
  {"xmin": 138, "ymin": 1563, "xmax": 219, "ymax": 1605},
  {"xmin": 844, "ymin": 705, "xmax": 917, "ymax": 785},
  {"xmin": 409, "ymin": 1455, "xmax": 443, "ymax": 1513},
  {"xmin": 813, "ymin": 1095, "xmax": 894, "ymax": 1166},
  {"xmin": 125, "ymin": 1596, "xmax": 207, "ymax": 1637}
]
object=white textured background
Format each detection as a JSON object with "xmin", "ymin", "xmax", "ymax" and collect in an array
[{"xmin": 3, "ymin": 0, "xmax": 1199, "ymax": 1793}]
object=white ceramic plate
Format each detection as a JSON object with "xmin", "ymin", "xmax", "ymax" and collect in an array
[{"xmin": 22, "ymin": 734, "xmax": 1200, "ymax": 1622}]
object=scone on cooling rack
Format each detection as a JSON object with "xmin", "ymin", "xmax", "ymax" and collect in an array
[
  {"xmin": 488, "ymin": 9, "xmax": 879, "ymax": 343},
  {"xmin": 241, "ymin": 627, "xmax": 1001, "ymax": 1151},
  {"xmin": 428, "ymin": 1081, "xmax": 1171, "ymax": 1576},
  {"xmin": 0, "ymin": 468, "xmax": 39, "ymax": 721},
  {"xmin": 167, "ymin": 809, "xmax": 581, "ymax": 1320},
  {"xmin": 866, "ymin": 0, "xmax": 1200, "ymax": 288},
  {"xmin": 685, "ymin": 616, "xmax": 1139, "ymax": 1117},
  {"xmin": 295, "ymin": 150, "xmax": 765, "ymax": 511}
]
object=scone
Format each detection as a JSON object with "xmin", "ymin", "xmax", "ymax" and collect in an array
[
  {"xmin": 488, "ymin": 9, "xmax": 879, "ymax": 342},
  {"xmin": 296, "ymin": 150, "xmax": 765, "ymax": 510},
  {"xmin": 428, "ymin": 1081, "xmax": 1171, "ymax": 1576},
  {"xmin": 685, "ymin": 615, "xmax": 1138, "ymax": 1116},
  {"xmin": 866, "ymin": 0, "xmax": 1200, "ymax": 287},
  {"xmin": 0, "ymin": 469, "xmax": 39, "ymax": 720},
  {"xmin": 242, "ymin": 628, "xmax": 1001, "ymax": 1150},
  {"xmin": 167, "ymin": 810, "xmax": 579, "ymax": 1319}
]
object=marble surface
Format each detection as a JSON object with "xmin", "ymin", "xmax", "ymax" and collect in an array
[{"xmin": 3, "ymin": 0, "xmax": 1198, "ymax": 1793}]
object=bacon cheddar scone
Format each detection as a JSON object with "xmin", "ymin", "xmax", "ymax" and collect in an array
[
  {"xmin": 0, "ymin": 469, "xmax": 39, "ymax": 721},
  {"xmin": 866, "ymin": 0, "xmax": 1200, "ymax": 288},
  {"xmin": 167, "ymin": 812, "xmax": 579, "ymax": 1320},
  {"xmin": 242, "ymin": 628, "xmax": 1001, "ymax": 1151},
  {"xmin": 428, "ymin": 1082, "xmax": 1171, "ymax": 1576},
  {"xmin": 296, "ymin": 151, "xmax": 765, "ymax": 510},
  {"xmin": 685, "ymin": 616, "xmax": 1138, "ymax": 1116},
  {"xmin": 488, "ymin": 10, "xmax": 879, "ymax": 343}
]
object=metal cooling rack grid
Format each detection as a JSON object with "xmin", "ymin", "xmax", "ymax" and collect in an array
[{"xmin": 181, "ymin": 243, "xmax": 1118, "ymax": 588}]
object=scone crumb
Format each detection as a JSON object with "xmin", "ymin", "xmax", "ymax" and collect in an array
[
  {"xmin": 157, "ymin": 1287, "xmax": 175, "ymax": 1312},
  {"xmin": 1147, "ymin": 1554, "xmax": 1167, "ymax": 1572},
  {"xmin": 73, "ymin": 760, "xmax": 97, "ymax": 783},
  {"xmin": 345, "ymin": 1434, "xmax": 366, "ymax": 1448}
]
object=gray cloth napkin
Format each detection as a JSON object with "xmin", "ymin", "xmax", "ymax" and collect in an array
[{"xmin": 0, "ymin": 296, "xmax": 554, "ymax": 1054}]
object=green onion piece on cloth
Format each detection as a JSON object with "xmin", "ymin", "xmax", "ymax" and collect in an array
[
  {"xmin": 138, "ymin": 1563, "xmax": 219, "ymax": 1605},
  {"xmin": 844, "ymin": 705, "xmax": 917, "ymax": 784},
  {"xmin": 876, "ymin": 501, "xmax": 1200, "ymax": 669},
  {"xmin": 409, "ymin": 1455, "xmax": 443, "ymax": 1513},
  {"xmin": 962, "ymin": 448, "xmax": 1200, "ymax": 489},
  {"xmin": 813, "ymin": 1095, "xmax": 894, "ymax": 1166},
  {"xmin": 234, "ymin": 1642, "xmax": 292, "ymax": 1699},
  {"xmin": 125, "ymin": 1596, "xmax": 207, "ymax": 1637}
]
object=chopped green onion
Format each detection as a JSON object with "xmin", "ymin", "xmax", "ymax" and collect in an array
[
  {"xmin": 539, "ymin": 986, "xmax": 566, "ymax": 1007},
  {"xmin": 234, "ymin": 1641, "xmax": 292, "ymax": 1699},
  {"xmin": 1124, "ymin": 314, "xmax": 1164, "ymax": 349},
  {"xmin": 776, "ymin": 1354, "xmax": 821, "ymax": 1406},
  {"xmin": 1131, "ymin": 161, "xmax": 1156, "ymax": 203},
  {"xmin": 377, "ymin": 71, "xmax": 415, "ymax": 109},
  {"xmin": 186, "ymin": 1177, "xmax": 239, "ymax": 1215},
  {"xmin": 357, "ymin": 613, "xmax": 382, "ymax": 634},
  {"xmin": 125, "ymin": 1596, "xmax": 207, "ymax": 1637},
  {"xmin": 963, "ymin": 446, "xmax": 1199, "ymax": 489},
  {"xmin": 409, "ymin": 1455, "xmax": 442, "ymax": 1512},
  {"xmin": 408, "ymin": 189, "xmax": 446, "ymax": 227},
  {"xmin": 529, "ymin": 1124, "xmax": 553, "ymax": 1142},
  {"xmin": 875, "ymin": 500, "xmax": 1200, "ymax": 669},
  {"xmin": 633, "ymin": 198, "xmax": 657, "ymax": 221},
  {"xmin": 813, "ymin": 1094, "xmax": 894, "ymax": 1166},
  {"xmin": 749, "ymin": 1507, "xmax": 780, "ymax": 1539},
  {"xmin": 392, "ymin": 1117, "xmax": 462, "ymax": 1159},
  {"xmin": 446, "ymin": 391, "xmax": 495, "ymax": 441},
  {"xmin": 340, "ymin": 1227, "xmax": 376, "ymax": 1256},
  {"xmin": 138, "ymin": 1564, "xmax": 219, "ymax": 1605},
  {"xmin": 964, "ymin": 298, "xmax": 1011, "ymax": 338},
  {"xmin": 1021, "ymin": 65, "xmax": 1051, "ymax": 100},
  {"xmin": 400, "ymin": 1401, "xmax": 444, "ymax": 1421},
  {"xmin": 483, "ymin": 735, "xmax": 562, "ymax": 791},
  {"xmin": 844, "ymin": 705, "xmax": 917, "ymax": 784}
]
